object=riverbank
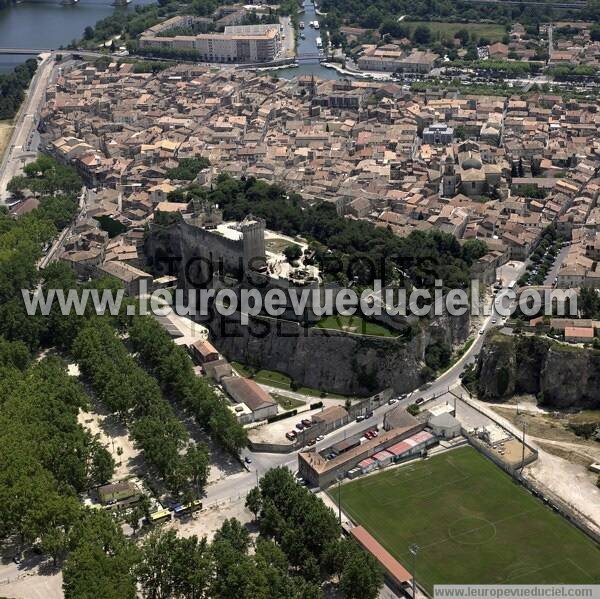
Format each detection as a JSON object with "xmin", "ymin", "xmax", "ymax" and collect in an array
[{"xmin": 0, "ymin": 0, "xmax": 154, "ymax": 73}]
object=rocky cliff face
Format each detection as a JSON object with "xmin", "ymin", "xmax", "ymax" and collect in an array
[
  {"xmin": 206, "ymin": 310, "xmax": 469, "ymax": 396},
  {"xmin": 476, "ymin": 332, "xmax": 600, "ymax": 409}
]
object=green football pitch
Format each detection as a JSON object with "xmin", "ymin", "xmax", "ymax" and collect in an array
[{"xmin": 336, "ymin": 447, "xmax": 600, "ymax": 593}]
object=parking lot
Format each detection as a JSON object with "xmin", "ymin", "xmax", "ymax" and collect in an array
[{"xmin": 248, "ymin": 401, "xmax": 341, "ymax": 447}]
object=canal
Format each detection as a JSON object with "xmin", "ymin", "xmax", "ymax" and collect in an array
[
  {"xmin": 266, "ymin": 0, "xmax": 344, "ymax": 80},
  {"xmin": 0, "ymin": 0, "xmax": 153, "ymax": 73}
]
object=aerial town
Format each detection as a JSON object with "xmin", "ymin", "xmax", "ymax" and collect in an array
[{"xmin": 0, "ymin": 0, "xmax": 600, "ymax": 597}]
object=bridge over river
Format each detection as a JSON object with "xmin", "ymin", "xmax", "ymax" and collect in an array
[{"xmin": 0, "ymin": 48, "xmax": 53, "ymax": 55}]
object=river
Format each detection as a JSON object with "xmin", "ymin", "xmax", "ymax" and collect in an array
[
  {"xmin": 0, "ymin": 0, "xmax": 343, "ymax": 78},
  {"xmin": 0, "ymin": 0, "xmax": 154, "ymax": 73}
]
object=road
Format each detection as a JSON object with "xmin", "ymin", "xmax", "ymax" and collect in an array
[
  {"xmin": 279, "ymin": 16, "xmax": 295, "ymax": 60},
  {"xmin": 0, "ymin": 54, "xmax": 54, "ymax": 204},
  {"xmin": 544, "ymin": 245, "xmax": 569, "ymax": 286}
]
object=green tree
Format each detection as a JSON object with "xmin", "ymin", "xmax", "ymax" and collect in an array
[
  {"xmin": 413, "ymin": 25, "xmax": 431, "ymax": 45},
  {"xmin": 455, "ymin": 28, "xmax": 470, "ymax": 46},
  {"xmin": 245, "ymin": 486, "xmax": 263, "ymax": 521},
  {"xmin": 339, "ymin": 541, "xmax": 383, "ymax": 599},
  {"xmin": 283, "ymin": 244, "xmax": 302, "ymax": 263},
  {"xmin": 136, "ymin": 529, "xmax": 211, "ymax": 598}
]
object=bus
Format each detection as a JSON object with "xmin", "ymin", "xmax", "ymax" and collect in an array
[
  {"xmin": 174, "ymin": 499, "xmax": 203, "ymax": 518},
  {"xmin": 147, "ymin": 509, "xmax": 172, "ymax": 525}
]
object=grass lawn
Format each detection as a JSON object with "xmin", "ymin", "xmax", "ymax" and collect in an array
[
  {"xmin": 336, "ymin": 447, "xmax": 600, "ymax": 593},
  {"xmin": 405, "ymin": 21, "xmax": 506, "ymax": 42},
  {"xmin": 231, "ymin": 361, "xmax": 349, "ymax": 399},
  {"xmin": 265, "ymin": 237, "xmax": 302, "ymax": 254},
  {"xmin": 316, "ymin": 314, "xmax": 397, "ymax": 337},
  {"xmin": 272, "ymin": 393, "xmax": 305, "ymax": 411}
]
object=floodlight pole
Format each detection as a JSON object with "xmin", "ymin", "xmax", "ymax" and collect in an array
[
  {"xmin": 520, "ymin": 421, "xmax": 528, "ymax": 475},
  {"xmin": 337, "ymin": 476, "xmax": 342, "ymax": 524},
  {"xmin": 409, "ymin": 543, "xmax": 419, "ymax": 599}
]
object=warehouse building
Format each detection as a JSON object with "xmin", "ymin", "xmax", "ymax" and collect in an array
[
  {"xmin": 222, "ymin": 376, "xmax": 278, "ymax": 423},
  {"xmin": 311, "ymin": 405, "xmax": 349, "ymax": 434},
  {"xmin": 298, "ymin": 419, "xmax": 426, "ymax": 488}
]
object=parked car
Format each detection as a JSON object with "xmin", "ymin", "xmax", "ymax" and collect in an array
[
  {"xmin": 365, "ymin": 411, "xmax": 374, "ymax": 419},
  {"xmin": 316, "ymin": 435, "xmax": 324, "ymax": 441},
  {"xmin": 388, "ymin": 398, "xmax": 398, "ymax": 405},
  {"xmin": 356, "ymin": 415, "xmax": 364, "ymax": 422},
  {"xmin": 302, "ymin": 418, "xmax": 312, "ymax": 427},
  {"xmin": 244, "ymin": 456, "xmax": 252, "ymax": 464},
  {"xmin": 415, "ymin": 397, "xmax": 424, "ymax": 405},
  {"xmin": 307, "ymin": 438, "xmax": 316, "ymax": 446},
  {"xmin": 286, "ymin": 431, "xmax": 296, "ymax": 441},
  {"xmin": 295, "ymin": 422, "xmax": 304, "ymax": 431}
]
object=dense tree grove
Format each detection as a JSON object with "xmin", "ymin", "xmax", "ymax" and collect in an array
[
  {"xmin": 0, "ymin": 58, "xmax": 37, "ymax": 120},
  {"xmin": 8, "ymin": 153, "xmax": 82, "ymax": 198},
  {"xmin": 319, "ymin": 0, "xmax": 591, "ymax": 30},
  {"xmin": 168, "ymin": 174, "xmax": 487, "ymax": 290},
  {"xmin": 72, "ymin": 319, "xmax": 210, "ymax": 498},
  {"xmin": 0, "ymin": 357, "xmax": 114, "ymax": 564},
  {"xmin": 63, "ymin": 509, "xmax": 140, "ymax": 599},
  {"xmin": 129, "ymin": 315, "xmax": 247, "ymax": 454},
  {"xmin": 0, "ymin": 156, "xmax": 79, "ymax": 351},
  {"xmin": 166, "ymin": 157, "xmax": 211, "ymax": 181}
]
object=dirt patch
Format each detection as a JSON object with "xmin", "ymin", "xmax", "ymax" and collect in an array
[
  {"xmin": 525, "ymin": 450, "xmax": 600, "ymax": 533},
  {"xmin": 492, "ymin": 406, "xmax": 599, "ymax": 448},
  {"xmin": 166, "ymin": 496, "xmax": 253, "ymax": 542},
  {"xmin": 0, "ymin": 120, "xmax": 13, "ymax": 161},
  {"xmin": 0, "ymin": 569, "xmax": 62, "ymax": 599},
  {"xmin": 78, "ymin": 407, "xmax": 145, "ymax": 482},
  {"xmin": 535, "ymin": 441, "xmax": 599, "ymax": 467}
]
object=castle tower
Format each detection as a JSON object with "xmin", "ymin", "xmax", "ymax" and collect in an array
[{"xmin": 240, "ymin": 215, "xmax": 266, "ymax": 272}]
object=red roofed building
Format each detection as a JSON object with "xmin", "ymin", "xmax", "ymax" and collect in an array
[
  {"xmin": 564, "ymin": 326, "xmax": 595, "ymax": 343},
  {"xmin": 191, "ymin": 339, "xmax": 219, "ymax": 363},
  {"xmin": 372, "ymin": 450, "xmax": 394, "ymax": 466},
  {"xmin": 358, "ymin": 458, "xmax": 377, "ymax": 474}
]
